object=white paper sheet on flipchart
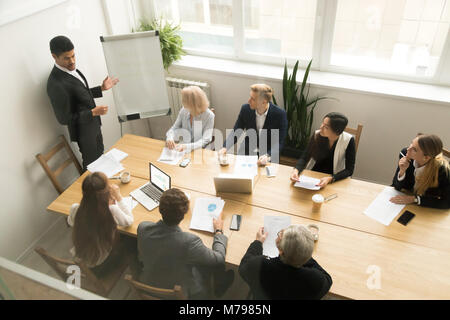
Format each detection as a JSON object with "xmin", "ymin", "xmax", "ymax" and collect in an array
[
  {"xmin": 363, "ymin": 187, "xmax": 406, "ymax": 226},
  {"xmin": 189, "ymin": 197, "xmax": 225, "ymax": 233},
  {"xmin": 294, "ymin": 175, "xmax": 321, "ymax": 190},
  {"xmin": 123, "ymin": 196, "xmax": 138, "ymax": 212},
  {"xmin": 106, "ymin": 148, "xmax": 128, "ymax": 163},
  {"xmin": 263, "ymin": 216, "xmax": 292, "ymax": 258},
  {"xmin": 87, "ymin": 153, "xmax": 124, "ymax": 178},
  {"xmin": 157, "ymin": 147, "xmax": 184, "ymax": 165},
  {"xmin": 233, "ymin": 155, "xmax": 258, "ymax": 177}
]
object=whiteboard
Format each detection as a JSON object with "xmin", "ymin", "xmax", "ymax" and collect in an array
[{"xmin": 100, "ymin": 31, "xmax": 171, "ymax": 121}]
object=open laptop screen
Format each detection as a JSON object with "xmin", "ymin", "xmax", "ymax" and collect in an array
[{"xmin": 150, "ymin": 163, "xmax": 171, "ymax": 192}]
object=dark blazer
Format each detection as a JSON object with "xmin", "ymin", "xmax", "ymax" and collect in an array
[
  {"xmin": 223, "ymin": 103, "xmax": 288, "ymax": 159},
  {"xmin": 137, "ymin": 220, "xmax": 228, "ymax": 298},
  {"xmin": 239, "ymin": 240, "xmax": 332, "ymax": 300},
  {"xmin": 47, "ymin": 66, "xmax": 102, "ymax": 142},
  {"xmin": 295, "ymin": 133, "xmax": 356, "ymax": 182},
  {"xmin": 392, "ymin": 148, "xmax": 450, "ymax": 209}
]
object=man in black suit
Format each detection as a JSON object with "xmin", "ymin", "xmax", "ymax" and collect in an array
[
  {"xmin": 47, "ymin": 36, "xmax": 118, "ymax": 170},
  {"xmin": 219, "ymin": 84, "xmax": 288, "ymax": 165}
]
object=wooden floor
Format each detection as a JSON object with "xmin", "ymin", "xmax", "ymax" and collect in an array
[{"xmin": 17, "ymin": 215, "xmax": 341, "ymax": 300}]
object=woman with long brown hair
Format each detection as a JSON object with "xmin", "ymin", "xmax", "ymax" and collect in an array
[
  {"xmin": 67, "ymin": 172, "xmax": 134, "ymax": 275},
  {"xmin": 390, "ymin": 134, "xmax": 450, "ymax": 209}
]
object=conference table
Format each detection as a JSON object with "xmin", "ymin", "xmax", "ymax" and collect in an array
[{"xmin": 47, "ymin": 134, "xmax": 450, "ymax": 299}]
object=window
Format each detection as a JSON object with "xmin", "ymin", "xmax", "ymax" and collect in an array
[
  {"xmin": 330, "ymin": 0, "xmax": 450, "ymax": 78},
  {"xmin": 243, "ymin": 0, "xmax": 317, "ymax": 60},
  {"xmin": 132, "ymin": 0, "xmax": 450, "ymax": 85}
]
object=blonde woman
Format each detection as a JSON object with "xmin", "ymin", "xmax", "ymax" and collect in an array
[
  {"xmin": 390, "ymin": 134, "xmax": 450, "ymax": 209},
  {"xmin": 166, "ymin": 86, "xmax": 215, "ymax": 152}
]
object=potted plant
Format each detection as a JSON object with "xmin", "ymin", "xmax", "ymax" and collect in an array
[
  {"xmin": 273, "ymin": 60, "xmax": 333, "ymax": 158},
  {"xmin": 134, "ymin": 17, "xmax": 186, "ymax": 70}
]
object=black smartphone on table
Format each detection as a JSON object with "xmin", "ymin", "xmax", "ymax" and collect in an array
[
  {"xmin": 230, "ymin": 214, "xmax": 242, "ymax": 231},
  {"xmin": 397, "ymin": 210, "xmax": 415, "ymax": 226}
]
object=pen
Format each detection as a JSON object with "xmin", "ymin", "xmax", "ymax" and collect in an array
[{"xmin": 324, "ymin": 193, "xmax": 338, "ymax": 202}]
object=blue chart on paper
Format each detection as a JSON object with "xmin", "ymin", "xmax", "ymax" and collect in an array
[{"xmin": 208, "ymin": 204, "xmax": 217, "ymax": 212}]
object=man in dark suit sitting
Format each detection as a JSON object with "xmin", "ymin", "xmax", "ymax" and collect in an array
[
  {"xmin": 47, "ymin": 35, "xmax": 118, "ymax": 170},
  {"xmin": 137, "ymin": 188, "xmax": 234, "ymax": 299},
  {"xmin": 219, "ymin": 84, "xmax": 288, "ymax": 165}
]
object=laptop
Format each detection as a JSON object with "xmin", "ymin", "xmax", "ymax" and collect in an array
[
  {"xmin": 130, "ymin": 163, "xmax": 171, "ymax": 211},
  {"xmin": 213, "ymin": 174, "xmax": 254, "ymax": 194}
]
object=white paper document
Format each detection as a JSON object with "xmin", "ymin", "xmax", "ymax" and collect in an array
[
  {"xmin": 106, "ymin": 148, "xmax": 128, "ymax": 162},
  {"xmin": 189, "ymin": 197, "xmax": 225, "ymax": 233},
  {"xmin": 363, "ymin": 187, "xmax": 406, "ymax": 226},
  {"xmin": 87, "ymin": 153, "xmax": 124, "ymax": 178},
  {"xmin": 233, "ymin": 155, "xmax": 258, "ymax": 177},
  {"xmin": 122, "ymin": 196, "xmax": 138, "ymax": 212},
  {"xmin": 294, "ymin": 175, "xmax": 321, "ymax": 190},
  {"xmin": 157, "ymin": 147, "xmax": 184, "ymax": 165},
  {"xmin": 263, "ymin": 216, "xmax": 292, "ymax": 258}
]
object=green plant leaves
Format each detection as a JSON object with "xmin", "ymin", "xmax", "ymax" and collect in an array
[
  {"xmin": 135, "ymin": 17, "xmax": 186, "ymax": 70},
  {"xmin": 273, "ymin": 59, "xmax": 333, "ymax": 150}
]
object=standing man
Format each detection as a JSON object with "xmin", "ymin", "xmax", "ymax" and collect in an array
[
  {"xmin": 47, "ymin": 35, "xmax": 119, "ymax": 170},
  {"xmin": 218, "ymin": 84, "xmax": 288, "ymax": 166}
]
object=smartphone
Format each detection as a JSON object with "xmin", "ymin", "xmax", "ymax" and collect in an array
[
  {"xmin": 230, "ymin": 214, "xmax": 242, "ymax": 231},
  {"xmin": 397, "ymin": 210, "xmax": 415, "ymax": 226},
  {"xmin": 179, "ymin": 158, "xmax": 190, "ymax": 168}
]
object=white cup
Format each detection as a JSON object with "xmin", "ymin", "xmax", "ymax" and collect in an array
[
  {"xmin": 119, "ymin": 171, "xmax": 131, "ymax": 184},
  {"xmin": 219, "ymin": 153, "xmax": 229, "ymax": 166},
  {"xmin": 312, "ymin": 194, "xmax": 324, "ymax": 212}
]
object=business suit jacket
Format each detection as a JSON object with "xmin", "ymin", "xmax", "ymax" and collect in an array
[
  {"xmin": 239, "ymin": 240, "xmax": 332, "ymax": 300},
  {"xmin": 137, "ymin": 220, "xmax": 228, "ymax": 297},
  {"xmin": 47, "ymin": 66, "xmax": 102, "ymax": 142},
  {"xmin": 223, "ymin": 103, "xmax": 288, "ymax": 160},
  {"xmin": 392, "ymin": 148, "xmax": 450, "ymax": 209}
]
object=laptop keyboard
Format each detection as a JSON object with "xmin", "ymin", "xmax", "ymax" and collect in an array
[{"xmin": 140, "ymin": 184, "xmax": 163, "ymax": 202}]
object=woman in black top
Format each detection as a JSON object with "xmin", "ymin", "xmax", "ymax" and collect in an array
[
  {"xmin": 290, "ymin": 112, "xmax": 356, "ymax": 188},
  {"xmin": 390, "ymin": 134, "xmax": 450, "ymax": 209}
]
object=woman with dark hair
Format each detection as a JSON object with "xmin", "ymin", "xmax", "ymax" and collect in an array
[
  {"xmin": 290, "ymin": 112, "xmax": 356, "ymax": 188},
  {"xmin": 67, "ymin": 172, "xmax": 134, "ymax": 275},
  {"xmin": 390, "ymin": 134, "xmax": 450, "ymax": 209}
]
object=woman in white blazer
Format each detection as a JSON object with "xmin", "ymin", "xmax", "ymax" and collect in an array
[
  {"xmin": 290, "ymin": 112, "xmax": 356, "ymax": 188},
  {"xmin": 166, "ymin": 86, "xmax": 215, "ymax": 152}
]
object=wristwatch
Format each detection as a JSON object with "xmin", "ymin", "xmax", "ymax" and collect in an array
[{"xmin": 215, "ymin": 229, "xmax": 223, "ymax": 234}]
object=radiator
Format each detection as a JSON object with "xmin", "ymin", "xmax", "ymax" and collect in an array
[{"xmin": 166, "ymin": 77, "xmax": 211, "ymax": 123}]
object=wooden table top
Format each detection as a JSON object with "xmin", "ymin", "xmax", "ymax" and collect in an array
[{"xmin": 46, "ymin": 134, "xmax": 450, "ymax": 299}]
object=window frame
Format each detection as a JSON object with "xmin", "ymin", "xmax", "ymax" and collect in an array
[{"xmin": 131, "ymin": 0, "xmax": 450, "ymax": 86}]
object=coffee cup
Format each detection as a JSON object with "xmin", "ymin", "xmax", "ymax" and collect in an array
[
  {"xmin": 119, "ymin": 171, "xmax": 131, "ymax": 184},
  {"xmin": 312, "ymin": 194, "xmax": 324, "ymax": 212},
  {"xmin": 219, "ymin": 153, "xmax": 229, "ymax": 166}
]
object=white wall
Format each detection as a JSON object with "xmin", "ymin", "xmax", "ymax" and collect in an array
[
  {"xmin": 0, "ymin": 0, "xmax": 120, "ymax": 260},
  {"xmin": 162, "ymin": 66, "xmax": 450, "ymax": 185}
]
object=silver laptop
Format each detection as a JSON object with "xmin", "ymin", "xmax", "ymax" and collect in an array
[
  {"xmin": 130, "ymin": 163, "xmax": 171, "ymax": 211},
  {"xmin": 213, "ymin": 174, "xmax": 254, "ymax": 194}
]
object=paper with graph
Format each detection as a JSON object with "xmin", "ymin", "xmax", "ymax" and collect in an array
[{"xmin": 190, "ymin": 197, "xmax": 225, "ymax": 233}]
